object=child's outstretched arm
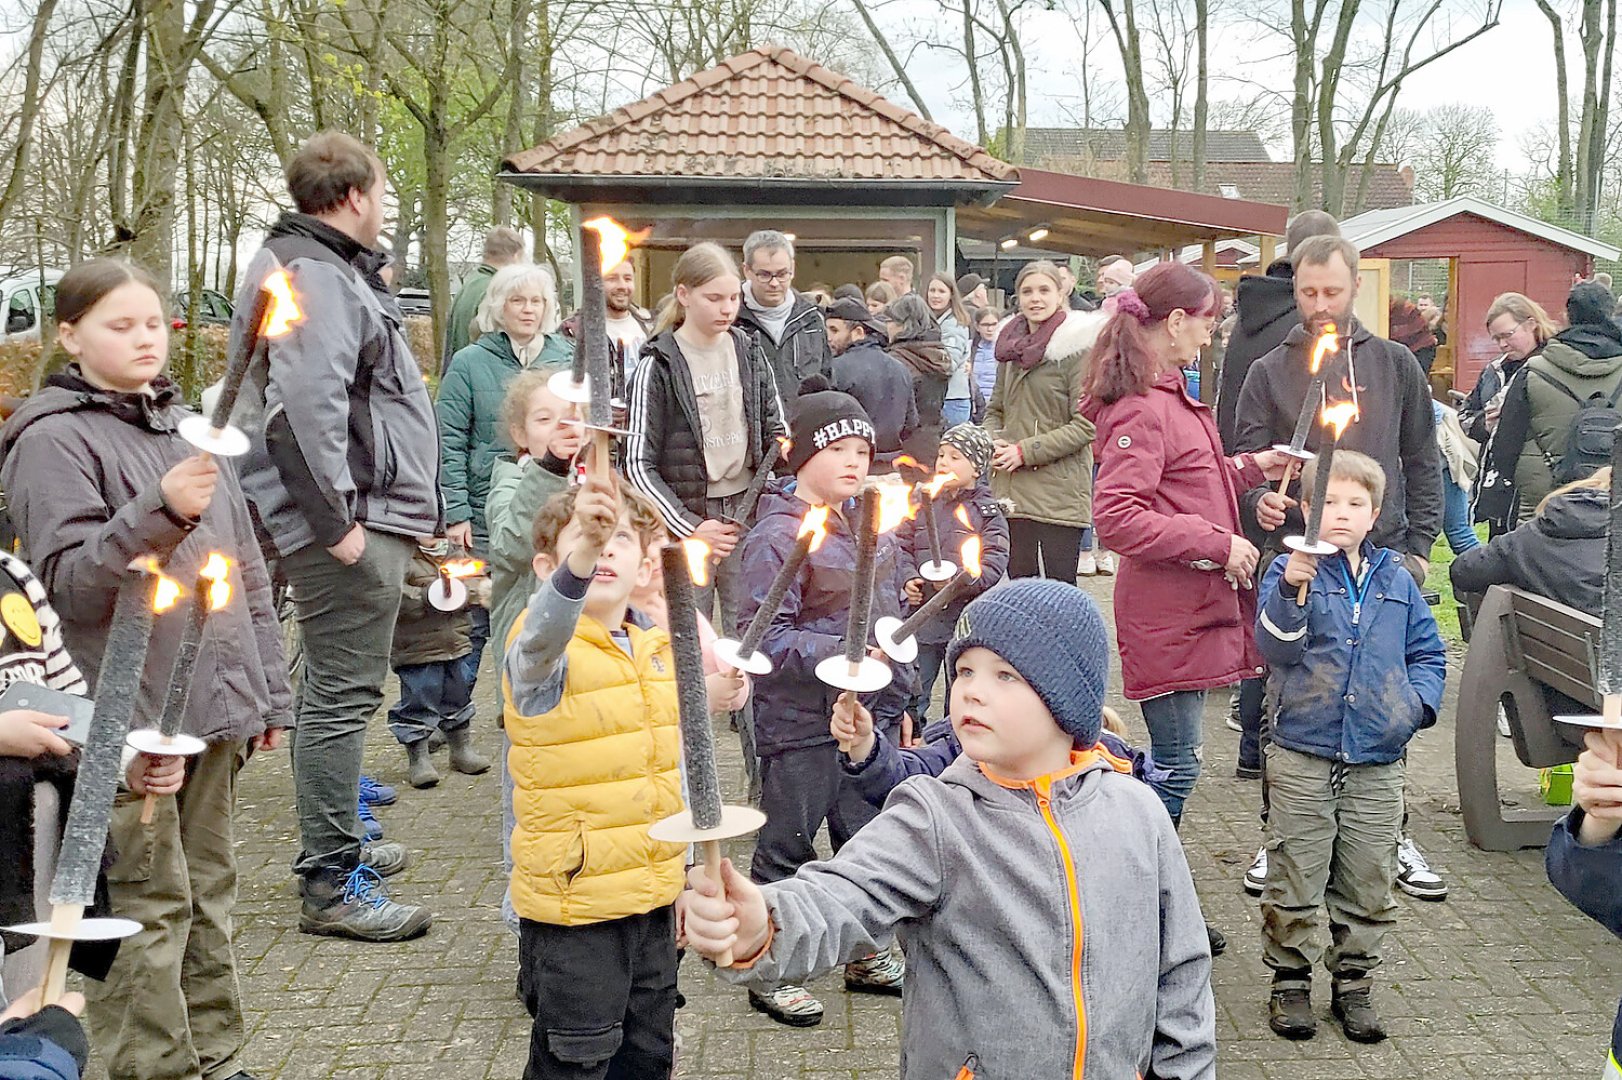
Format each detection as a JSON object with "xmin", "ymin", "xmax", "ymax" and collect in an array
[
  {"xmin": 837, "ymin": 700, "xmax": 961, "ymax": 809},
  {"xmin": 684, "ymin": 781, "xmax": 945, "ymax": 985},
  {"xmin": 1547, "ymin": 729, "xmax": 1622, "ymax": 936},
  {"xmin": 505, "ymin": 475, "xmax": 616, "ymax": 714},
  {"xmin": 1151, "ymin": 811, "xmax": 1218, "ymax": 1079},
  {"xmin": 1256, "ymin": 556, "xmax": 1310, "ymax": 667},
  {"xmin": 1401, "ymin": 573, "xmax": 1448, "ymax": 728}
]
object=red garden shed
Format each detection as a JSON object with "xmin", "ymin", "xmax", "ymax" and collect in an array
[{"xmin": 1339, "ymin": 197, "xmax": 1620, "ymax": 394}]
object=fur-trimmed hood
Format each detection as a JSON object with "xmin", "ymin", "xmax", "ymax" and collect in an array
[{"xmin": 1044, "ymin": 309, "xmax": 1108, "ymax": 364}]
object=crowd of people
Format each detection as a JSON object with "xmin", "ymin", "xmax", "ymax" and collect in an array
[{"xmin": 0, "ymin": 126, "xmax": 1617, "ymax": 1080}]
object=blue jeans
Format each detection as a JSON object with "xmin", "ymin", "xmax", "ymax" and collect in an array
[
  {"xmin": 461, "ymin": 605, "xmax": 490, "ymax": 690},
  {"xmin": 388, "ymin": 659, "xmax": 475, "ymax": 745},
  {"xmin": 1442, "ymin": 480, "xmax": 1481, "ymax": 554},
  {"xmin": 1139, "ymin": 689, "xmax": 1207, "ymax": 826},
  {"xmin": 1238, "ymin": 676, "xmax": 1267, "ymax": 771},
  {"xmin": 942, "ymin": 398, "xmax": 971, "ymax": 428}
]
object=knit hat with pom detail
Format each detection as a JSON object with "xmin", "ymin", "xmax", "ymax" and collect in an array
[
  {"xmin": 787, "ymin": 375, "xmax": 876, "ymax": 474},
  {"xmin": 946, "ymin": 579, "xmax": 1110, "ymax": 746}
]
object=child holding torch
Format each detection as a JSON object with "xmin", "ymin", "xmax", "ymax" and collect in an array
[
  {"xmin": 0, "ymin": 259, "xmax": 291, "ymax": 1080},
  {"xmin": 503, "ymin": 474, "xmax": 746, "ymax": 1079},
  {"xmin": 1256, "ymin": 449, "xmax": 1446, "ymax": 1043}
]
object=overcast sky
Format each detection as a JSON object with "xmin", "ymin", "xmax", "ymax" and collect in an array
[{"xmin": 895, "ymin": 0, "xmax": 1556, "ymax": 169}]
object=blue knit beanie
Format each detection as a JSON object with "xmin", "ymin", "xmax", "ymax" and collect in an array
[{"xmin": 946, "ymin": 580, "xmax": 1110, "ymax": 746}]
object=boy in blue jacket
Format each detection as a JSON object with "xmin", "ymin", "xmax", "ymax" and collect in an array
[
  {"xmin": 895, "ymin": 423, "xmax": 1009, "ymax": 724},
  {"xmin": 1256, "ymin": 449, "xmax": 1446, "ymax": 1044},
  {"xmin": 736, "ymin": 384, "xmax": 915, "ymax": 1024},
  {"xmin": 1547, "ymin": 725, "xmax": 1622, "ymax": 1079}
]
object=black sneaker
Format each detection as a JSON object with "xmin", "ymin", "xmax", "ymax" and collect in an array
[
  {"xmin": 1235, "ymin": 762, "xmax": 1262, "ymax": 781},
  {"xmin": 299, "ymin": 865, "xmax": 432, "ymax": 942},
  {"xmin": 1269, "ymin": 984, "xmax": 1317, "ymax": 1039},
  {"xmin": 1205, "ymin": 922, "xmax": 1227, "ymax": 957},
  {"xmin": 360, "ymin": 841, "xmax": 410, "ymax": 877},
  {"xmin": 1331, "ymin": 987, "xmax": 1387, "ymax": 1043}
]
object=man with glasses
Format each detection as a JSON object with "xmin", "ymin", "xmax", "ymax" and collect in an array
[{"xmin": 735, "ymin": 230, "xmax": 833, "ymax": 394}]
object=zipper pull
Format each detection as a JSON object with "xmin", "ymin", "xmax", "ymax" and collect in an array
[
  {"xmin": 1352, "ymin": 600, "xmax": 1361, "ymax": 626},
  {"xmin": 954, "ymin": 1053, "xmax": 980, "ymax": 1079}
]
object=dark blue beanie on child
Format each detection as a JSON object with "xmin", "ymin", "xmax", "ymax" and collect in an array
[{"xmin": 946, "ymin": 580, "xmax": 1110, "ymax": 746}]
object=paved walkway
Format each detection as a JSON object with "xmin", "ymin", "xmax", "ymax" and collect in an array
[{"xmin": 82, "ymin": 577, "xmax": 1622, "ymax": 1078}]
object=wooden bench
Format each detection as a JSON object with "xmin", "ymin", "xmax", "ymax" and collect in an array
[{"xmin": 1455, "ymin": 585, "xmax": 1593, "ymax": 851}]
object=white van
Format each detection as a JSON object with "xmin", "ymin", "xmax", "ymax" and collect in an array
[{"xmin": 0, "ymin": 269, "xmax": 64, "ymax": 343}]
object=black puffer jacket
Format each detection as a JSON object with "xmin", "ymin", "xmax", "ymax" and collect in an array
[
  {"xmin": 831, "ymin": 338, "xmax": 917, "ymax": 471},
  {"xmin": 1218, "ymin": 260, "xmax": 1298, "ymax": 452},
  {"xmin": 734, "ymin": 292, "xmax": 833, "ymax": 394},
  {"xmin": 624, "ymin": 327, "xmax": 787, "ymax": 536},
  {"xmin": 1449, "ymin": 485, "xmax": 1606, "ymax": 610}
]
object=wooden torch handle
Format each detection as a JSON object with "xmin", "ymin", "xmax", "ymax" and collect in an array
[
  {"xmin": 140, "ymin": 791, "xmax": 159, "ymax": 825},
  {"xmin": 702, "ymin": 839, "xmax": 734, "ymax": 968},
  {"xmin": 1277, "ymin": 460, "xmax": 1297, "ymax": 496},
  {"xmin": 39, "ymin": 903, "xmax": 84, "ymax": 1005}
]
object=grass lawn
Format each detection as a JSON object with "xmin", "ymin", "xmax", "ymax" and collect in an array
[{"xmin": 1424, "ymin": 526, "xmax": 1487, "ymax": 647}]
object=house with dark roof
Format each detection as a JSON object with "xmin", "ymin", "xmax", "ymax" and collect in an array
[{"xmin": 1017, "ymin": 127, "xmax": 1415, "ymax": 213}]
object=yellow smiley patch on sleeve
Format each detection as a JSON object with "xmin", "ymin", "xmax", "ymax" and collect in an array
[{"xmin": 1, "ymin": 593, "xmax": 40, "ymax": 648}]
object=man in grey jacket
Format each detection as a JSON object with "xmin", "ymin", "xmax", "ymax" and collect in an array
[{"xmin": 235, "ymin": 131, "xmax": 441, "ymax": 942}]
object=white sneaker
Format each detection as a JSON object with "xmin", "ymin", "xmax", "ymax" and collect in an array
[
  {"xmin": 1396, "ymin": 837, "xmax": 1448, "ymax": 900},
  {"xmin": 1244, "ymin": 846, "xmax": 1267, "ymax": 895},
  {"xmin": 1077, "ymin": 551, "xmax": 1098, "ymax": 576},
  {"xmin": 1097, "ymin": 551, "xmax": 1117, "ymax": 575},
  {"xmin": 1497, "ymin": 703, "xmax": 1511, "ymax": 739},
  {"xmin": 749, "ymin": 983, "xmax": 825, "ymax": 1027}
]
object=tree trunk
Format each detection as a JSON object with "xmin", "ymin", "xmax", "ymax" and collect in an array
[
  {"xmin": 849, "ymin": 0, "xmax": 935, "ymax": 122},
  {"xmin": 1102, "ymin": 0, "xmax": 1150, "ymax": 183},
  {"xmin": 1534, "ymin": 0, "xmax": 1575, "ymax": 220},
  {"xmin": 1192, "ymin": 0, "xmax": 1208, "ymax": 189},
  {"xmin": 963, "ymin": 0, "xmax": 988, "ymax": 147},
  {"xmin": 423, "ymin": 127, "xmax": 452, "ymax": 356},
  {"xmin": 0, "ymin": 0, "xmax": 62, "ymax": 240}
]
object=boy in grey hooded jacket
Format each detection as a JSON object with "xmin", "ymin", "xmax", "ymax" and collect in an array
[{"xmin": 680, "ymin": 580, "xmax": 1215, "ymax": 1080}]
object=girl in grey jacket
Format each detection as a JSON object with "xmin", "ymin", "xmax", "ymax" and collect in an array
[
  {"xmin": 0, "ymin": 260, "xmax": 291, "ymax": 1080},
  {"xmin": 680, "ymin": 580, "xmax": 1215, "ymax": 1080}
]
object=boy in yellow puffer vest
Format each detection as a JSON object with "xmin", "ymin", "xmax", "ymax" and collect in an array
[{"xmin": 502, "ymin": 472, "xmax": 747, "ymax": 1080}]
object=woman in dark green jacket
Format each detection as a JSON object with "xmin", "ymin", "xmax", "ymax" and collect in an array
[{"xmin": 438, "ymin": 263, "xmax": 571, "ymax": 554}]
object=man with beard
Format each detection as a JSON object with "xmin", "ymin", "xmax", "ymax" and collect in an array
[
  {"xmin": 1232, "ymin": 233, "xmax": 1448, "ymax": 904},
  {"xmin": 734, "ymin": 230, "xmax": 833, "ymax": 393},
  {"xmin": 560, "ymin": 257, "xmax": 651, "ymax": 401},
  {"xmin": 1218, "ymin": 211, "xmax": 1342, "ymax": 452},
  {"xmin": 823, "ymin": 296, "xmax": 917, "ymax": 472}
]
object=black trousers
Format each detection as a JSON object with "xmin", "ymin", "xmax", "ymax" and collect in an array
[
  {"xmin": 752, "ymin": 742, "xmax": 881, "ymax": 884},
  {"xmin": 1007, "ymin": 518, "xmax": 1086, "ymax": 581},
  {"xmin": 519, "ymin": 907, "xmax": 677, "ymax": 1080}
]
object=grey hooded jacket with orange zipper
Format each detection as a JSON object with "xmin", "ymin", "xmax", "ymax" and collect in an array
[{"xmin": 717, "ymin": 752, "xmax": 1215, "ymax": 1079}]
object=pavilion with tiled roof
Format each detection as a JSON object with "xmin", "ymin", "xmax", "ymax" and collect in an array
[{"xmin": 499, "ymin": 47, "xmax": 1286, "ymax": 298}]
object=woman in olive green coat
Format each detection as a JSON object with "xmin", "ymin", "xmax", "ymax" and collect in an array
[
  {"xmin": 985, "ymin": 260, "xmax": 1106, "ymax": 581},
  {"xmin": 437, "ymin": 263, "xmax": 572, "ymax": 554}
]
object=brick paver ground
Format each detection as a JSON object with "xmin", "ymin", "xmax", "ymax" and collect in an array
[{"xmin": 77, "ymin": 576, "xmax": 1622, "ymax": 1078}]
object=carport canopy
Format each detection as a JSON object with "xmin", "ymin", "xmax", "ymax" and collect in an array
[{"xmin": 957, "ymin": 167, "xmax": 1288, "ymax": 259}]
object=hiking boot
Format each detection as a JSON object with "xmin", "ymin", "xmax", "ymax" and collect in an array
[
  {"xmin": 1396, "ymin": 837, "xmax": 1448, "ymax": 900},
  {"xmin": 299, "ymin": 865, "xmax": 432, "ymax": 942},
  {"xmin": 405, "ymin": 739, "xmax": 440, "ymax": 789},
  {"xmin": 1332, "ymin": 986, "xmax": 1388, "ymax": 1043},
  {"xmin": 360, "ymin": 841, "xmax": 410, "ymax": 878},
  {"xmin": 844, "ymin": 945, "xmax": 905, "ymax": 996},
  {"xmin": 359, "ymin": 775, "xmax": 397, "ymax": 806},
  {"xmin": 444, "ymin": 725, "xmax": 491, "ymax": 776},
  {"xmin": 1244, "ymin": 846, "xmax": 1267, "ymax": 896},
  {"xmin": 1268, "ymin": 981, "xmax": 1317, "ymax": 1040},
  {"xmin": 1205, "ymin": 922, "xmax": 1227, "ymax": 957},
  {"xmin": 748, "ymin": 983, "xmax": 824, "ymax": 1027},
  {"xmin": 1077, "ymin": 551, "xmax": 1098, "ymax": 576},
  {"xmin": 357, "ymin": 796, "xmax": 384, "ymax": 841}
]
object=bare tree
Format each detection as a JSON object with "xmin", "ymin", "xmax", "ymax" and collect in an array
[
  {"xmin": 1387, "ymin": 104, "xmax": 1498, "ymax": 201},
  {"xmin": 1099, "ymin": 0, "xmax": 1151, "ymax": 183},
  {"xmin": 1534, "ymin": 0, "xmax": 1616, "ymax": 232}
]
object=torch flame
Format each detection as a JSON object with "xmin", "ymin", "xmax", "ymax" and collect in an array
[
  {"xmin": 892, "ymin": 454, "xmax": 923, "ymax": 473},
  {"xmin": 1308, "ymin": 322, "xmax": 1340, "ymax": 375},
  {"xmin": 200, "ymin": 552, "xmax": 233, "ymax": 611},
  {"xmin": 153, "ymin": 573, "xmax": 182, "ymax": 613},
  {"xmin": 261, "ymin": 269, "xmax": 304, "ymax": 338},
  {"xmin": 875, "ymin": 481, "xmax": 918, "ymax": 535},
  {"xmin": 954, "ymin": 505, "xmax": 972, "ymax": 528},
  {"xmin": 441, "ymin": 559, "xmax": 486, "ymax": 580},
  {"xmin": 797, "ymin": 505, "xmax": 831, "ymax": 554},
  {"xmin": 960, "ymin": 535, "xmax": 984, "ymax": 578},
  {"xmin": 583, "ymin": 216, "xmax": 651, "ymax": 274},
  {"xmin": 1321, "ymin": 400, "xmax": 1360, "ymax": 440},
  {"xmin": 924, "ymin": 472, "xmax": 954, "ymax": 497},
  {"xmin": 777, "ymin": 436, "xmax": 792, "ymax": 453},
  {"xmin": 681, "ymin": 538, "xmax": 711, "ymax": 588}
]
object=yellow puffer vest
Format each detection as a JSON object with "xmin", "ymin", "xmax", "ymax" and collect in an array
[{"xmin": 503, "ymin": 611, "xmax": 687, "ymax": 926}]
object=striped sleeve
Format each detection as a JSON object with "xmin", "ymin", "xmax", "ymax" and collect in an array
[{"xmin": 0, "ymin": 549, "xmax": 88, "ymax": 694}]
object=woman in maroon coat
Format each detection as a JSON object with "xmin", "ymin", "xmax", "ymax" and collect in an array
[{"xmin": 1081, "ymin": 262, "xmax": 1290, "ymax": 830}]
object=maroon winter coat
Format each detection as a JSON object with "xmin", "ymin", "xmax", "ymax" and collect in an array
[{"xmin": 1082, "ymin": 370, "xmax": 1268, "ymax": 700}]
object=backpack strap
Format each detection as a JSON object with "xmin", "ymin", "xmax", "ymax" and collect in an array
[{"xmin": 1529, "ymin": 364, "xmax": 1587, "ymax": 406}]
